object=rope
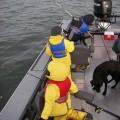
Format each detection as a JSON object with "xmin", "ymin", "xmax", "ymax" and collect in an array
[{"xmin": 100, "ymin": 35, "xmax": 111, "ymax": 60}]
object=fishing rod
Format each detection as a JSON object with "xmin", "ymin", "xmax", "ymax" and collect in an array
[
  {"xmin": 52, "ymin": 0, "xmax": 73, "ymax": 17},
  {"xmin": 72, "ymin": 91, "xmax": 120, "ymax": 119},
  {"xmin": 91, "ymin": 32, "xmax": 120, "ymax": 35},
  {"xmin": 86, "ymin": 101, "xmax": 120, "ymax": 119},
  {"xmin": 52, "ymin": 0, "xmax": 78, "ymax": 19}
]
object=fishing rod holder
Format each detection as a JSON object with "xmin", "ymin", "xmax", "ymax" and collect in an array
[{"xmin": 110, "ymin": 14, "xmax": 120, "ymax": 23}]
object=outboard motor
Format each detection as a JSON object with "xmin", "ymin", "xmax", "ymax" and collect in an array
[{"xmin": 94, "ymin": 0, "xmax": 112, "ymax": 19}]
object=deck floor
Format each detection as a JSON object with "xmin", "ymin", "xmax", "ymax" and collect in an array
[{"xmin": 72, "ymin": 35, "xmax": 120, "ymax": 120}]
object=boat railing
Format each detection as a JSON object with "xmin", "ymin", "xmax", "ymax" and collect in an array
[{"xmin": 0, "ymin": 46, "xmax": 51, "ymax": 120}]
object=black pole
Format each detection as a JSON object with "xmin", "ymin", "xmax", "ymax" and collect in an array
[
  {"xmin": 91, "ymin": 32, "xmax": 120, "ymax": 35},
  {"xmin": 111, "ymin": 15, "xmax": 120, "ymax": 18}
]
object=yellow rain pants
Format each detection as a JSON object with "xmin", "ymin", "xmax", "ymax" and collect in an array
[{"xmin": 54, "ymin": 109, "xmax": 87, "ymax": 120}]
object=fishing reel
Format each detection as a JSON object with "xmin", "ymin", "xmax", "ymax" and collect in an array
[
  {"xmin": 94, "ymin": 106, "xmax": 102, "ymax": 113},
  {"xmin": 93, "ymin": 0, "xmax": 120, "ymax": 31}
]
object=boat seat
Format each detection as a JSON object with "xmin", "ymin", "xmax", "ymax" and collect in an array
[
  {"xmin": 71, "ymin": 45, "xmax": 92, "ymax": 65},
  {"xmin": 33, "ymin": 90, "xmax": 94, "ymax": 120},
  {"xmin": 74, "ymin": 90, "xmax": 94, "ymax": 103},
  {"xmin": 70, "ymin": 45, "xmax": 94, "ymax": 111}
]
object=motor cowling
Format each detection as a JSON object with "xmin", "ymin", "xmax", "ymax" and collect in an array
[{"xmin": 94, "ymin": 0, "xmax": 112, "ymax": 18}]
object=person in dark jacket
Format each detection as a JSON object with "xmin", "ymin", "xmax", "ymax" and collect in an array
[
  {"xmin": 70, "ymin": 14, "xmax": 94, "ymax": 46},
  {"xmin": 70, "ymin": 14, "xmax": 95, "ymax": 71},
  {"xmin": 112, "ymin": 33, "xmax": 120, "ymax": 63}
]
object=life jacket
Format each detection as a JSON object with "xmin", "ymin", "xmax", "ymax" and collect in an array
[
  {"xmin": 79, "ymin": 19, "xmax": 89, "ymax": 33},
  {"xmin": 75, "ymin": 19, "xmax": 89, "ymax": 34},
  {"xmin": 46, "ymin": 77, "xmax": 71, "ymax": 103},
  {"xmin": 49, "ymin": 39, "xmax": 66, "ymax": 58}
]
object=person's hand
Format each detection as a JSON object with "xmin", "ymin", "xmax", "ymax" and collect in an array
[{"xmin": 87, "ymin": 31, "xmax": 93, "ymax": 39}]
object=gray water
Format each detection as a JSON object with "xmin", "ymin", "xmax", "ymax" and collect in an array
[{"xmin": 0, "ymin": 0, "xmax": 120, "ymax": 111}]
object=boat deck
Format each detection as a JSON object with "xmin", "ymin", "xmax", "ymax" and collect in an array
[{"xmin": 71, "ymin": 35, "xmax": 120, "ymax": 120}]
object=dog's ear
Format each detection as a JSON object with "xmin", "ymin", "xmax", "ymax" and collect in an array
[
  {"xmin": 90, "ymin": 80, "xmax": 93, "ymax": 84},
  {"xmin": 90, "ymin": 80, "xmax": 94, "ymax": 86}
]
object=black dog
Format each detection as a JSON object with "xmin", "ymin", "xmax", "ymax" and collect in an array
[{"xmin": 90, "ymin": 60, "xmax": 120, "ymax": 95}]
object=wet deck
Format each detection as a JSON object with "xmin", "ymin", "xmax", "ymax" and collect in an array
[{"xmin": 72, "ymin": 35, "xmax": 120, "ymax": 120}]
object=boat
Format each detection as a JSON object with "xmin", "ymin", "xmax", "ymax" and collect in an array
[{"xmin": 0, "ymin": 0, "xmax": 120, "ymax": 120}]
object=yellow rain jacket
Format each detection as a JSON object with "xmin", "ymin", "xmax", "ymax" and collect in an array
[
  {"xmin": 41, "ymin": 61, "xmax": 78, "ymax": 120},
  {"xmin": 46, "ymin": 35, "xmax": 74, "ymax": 67}
]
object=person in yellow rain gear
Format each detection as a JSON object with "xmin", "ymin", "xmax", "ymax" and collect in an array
[
  {"xmin": 37, "ymin": 61, "xmax": 88, "ymax": 120},
  {"xmin": 45, "ymin": 26, "xmax": 74, "ymax": 71},
  {"xmin": 45, "ymin": 26, "xmax": 77, "ymax": 92}
]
